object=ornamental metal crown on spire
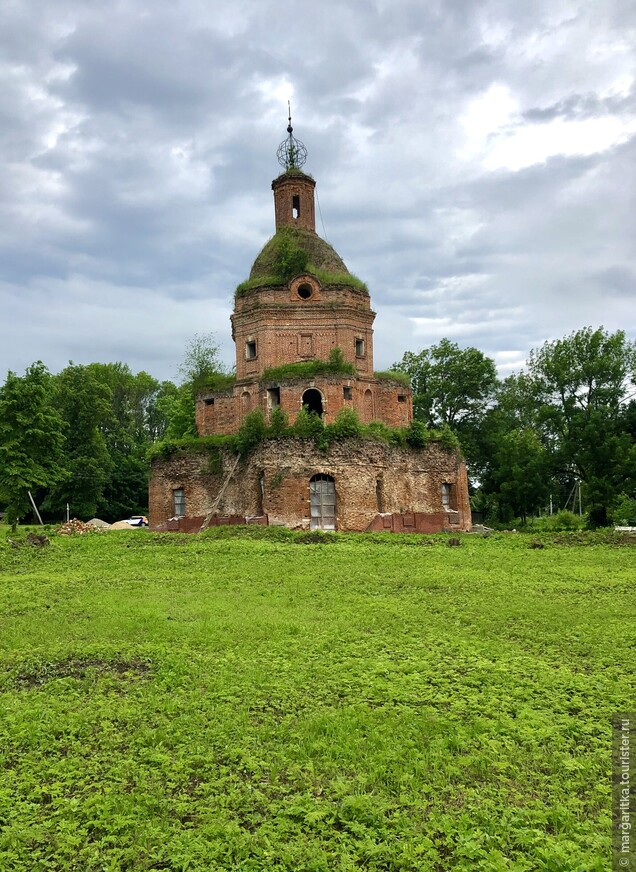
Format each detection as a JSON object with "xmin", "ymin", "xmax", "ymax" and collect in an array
[{"xmin": 276, "ymin": 102, "xmax": 308, "ymax": 170}]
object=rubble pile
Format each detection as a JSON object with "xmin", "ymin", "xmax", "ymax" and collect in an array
[{"xmin": 57, "ymin": 519, "xmax": 101, "ymax": 536}]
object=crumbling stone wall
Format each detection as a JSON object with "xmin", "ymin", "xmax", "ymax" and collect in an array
[{"xmin": 149, "ymin": 438, "xmax": 471, "ymax": 532}]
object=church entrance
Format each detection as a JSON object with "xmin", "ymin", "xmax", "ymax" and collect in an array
[
  {"xmin": 309, "ymin": 474, "xmax": 336, "ymax": 531},
  {"xmin": 302, "ymin": 388, "xmax": 323, "ymax": 417}
]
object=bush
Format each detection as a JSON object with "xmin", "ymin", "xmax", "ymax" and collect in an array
[
  {"xmin": 291, "ymin": 408, "xmax": 325, "ymax": 440},
  {"xmin": 405, "ymin": 420, "xmax": 430, "ymax": 448},
  {"xmin": 268, "ymin": 406, "xmax": 290, "ymax": 436},
  {"xmin": 236, "ymin": 410, "xmax": 267, "ymax": 456},
  {"xmin": 528, "ymin": 510, "xmax": 586, "ymax": 532},
  {"xmin": 611, "ymin": 494, "xmax": 636, "ymax": 526},
  {"xmin": 327, "ymin": 407, "xmax": 362, "ymax": 440}
]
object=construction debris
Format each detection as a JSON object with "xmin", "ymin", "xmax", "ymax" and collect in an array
[{"xmin": 57, "ymin": 519, "xmax": 99, "ymax": 536}]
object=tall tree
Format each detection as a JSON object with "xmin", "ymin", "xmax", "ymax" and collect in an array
[
  {"xmin": 393, "ymin": 339, "xmax": 498, "ymax": 427},
  {"xmin": 161, "ymin": 333, "xmax": 231, "ymax": 439},
  {"xmin": 45, "ymin": 364, "xmax": 113, "ymax": 519},
  {"xmin": 528, "ymin": 327, "xmax": 636, "ymax": 526},
  {"xmin": 393, "ymin": 338, "xmax": 498, "ymax": 466},
  {"xmin": 85, "ymin": 363, "xmax": 167, "ymax": 520},
  {"xmin": 0, "ymin": 362, "xmax": 66, "ymax": 530}
]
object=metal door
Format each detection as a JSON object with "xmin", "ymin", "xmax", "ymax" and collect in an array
[{"xmin": 310, "ymin": 475, "xmax": 336, "ymax": 531}]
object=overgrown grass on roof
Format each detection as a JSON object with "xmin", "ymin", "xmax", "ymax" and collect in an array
[{"xmin": 373, "ymin": 370, "xmax": 411, "ymax": 386}]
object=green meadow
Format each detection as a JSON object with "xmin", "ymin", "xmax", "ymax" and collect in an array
[{"xmin": 0, "ymin": 527, "xmax": 633, "ymax": 871}]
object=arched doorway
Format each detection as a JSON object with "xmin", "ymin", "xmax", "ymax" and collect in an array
[
  {"xmin": 302, "ymin": 388, "xmax": 323, "ymax": 418},
  {"xmin": 310, "ymin": 474, "xmax": 336, "ymax": 531}
]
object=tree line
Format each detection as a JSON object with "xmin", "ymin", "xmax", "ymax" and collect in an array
[{"xmin": 1, "ymin": 327, "xmax": 635, "ymax": 529}]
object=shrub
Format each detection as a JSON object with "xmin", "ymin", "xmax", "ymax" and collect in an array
[
  {"xmin": 405, "ymin": 420, "xmax": 430, "ymax": 448},
  {"xmin": 268, "ymin": 406, "xmax": 290, "ymax": 436},
  {"xmin": 529, "ymin": 510, "xmax": 586, "ymax": 532},
  {"xmin": 236, "ymin": 410, "xmax": 267, "ymax": 456},
  {"xmin": 611, "ymin": 494, "xmax": 636, "ymax": 526},
  {"xmin": 327, "ymin": 407, "xmax": 362, "ymax": 440},
  {"xmin": 292, "ymin": 408, "xmax": 325, "ymax": 440}
]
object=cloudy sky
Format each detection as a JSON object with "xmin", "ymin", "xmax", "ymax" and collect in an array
[{"xmin": 1, "ymin": 0, "xmax": 635, "ymax": 383}]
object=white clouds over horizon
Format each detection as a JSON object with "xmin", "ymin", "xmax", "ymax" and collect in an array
[{"xmin": 0, "ymin": 0, "xmax": 635, "ymax": 381}]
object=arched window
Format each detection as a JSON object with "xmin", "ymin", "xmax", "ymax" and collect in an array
[
  {"xmin": 309, "ymin": 474, "xmax": 336, "ymax": 531},
  {"xmin": 241, "ymin": 391, "xmax": 252, "ymax": 418},
  {"xmin": 302, "ymin": 388, "xmax": 323, "ymax": 418},
  {"xmin": 363, "ymin": 389, "xmax": 374, "ymax": 422}
]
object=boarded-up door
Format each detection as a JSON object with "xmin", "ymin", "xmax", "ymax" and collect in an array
[{"xmin": 310, "ymin": 474, "xmax": 336, "ymax": 531}]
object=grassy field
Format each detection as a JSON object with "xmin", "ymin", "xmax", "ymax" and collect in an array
[{"xmin": 0, "ymin": 527, "xmax": 633, "ymax": 871}]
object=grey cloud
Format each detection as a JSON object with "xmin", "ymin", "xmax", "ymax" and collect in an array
[{"xmin": 0, "ymin": 0, "xmax": 635, "ymax": 383}]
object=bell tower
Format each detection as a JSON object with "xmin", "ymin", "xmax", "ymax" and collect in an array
[{"xmin": 271, "ymin": 106, "xmax": 316, "ymax": 232}]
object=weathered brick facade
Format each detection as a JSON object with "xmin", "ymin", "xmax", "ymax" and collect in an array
[
  {"xmin": 149, "ymin": 143, "xmax": 472, "ymax": 533},
  {"xmin": 150, "ymin": 439, "xmax": 471, "ymax": 532}
]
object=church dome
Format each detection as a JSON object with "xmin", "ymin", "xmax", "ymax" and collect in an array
[{"xmin": 249, "ymin": 226, "xmax": 350, "ymax": 282}]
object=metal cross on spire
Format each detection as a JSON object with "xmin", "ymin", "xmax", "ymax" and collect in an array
[{"xmin": 276, "ymin": 101, "xmax": 308, "ymax": 170}]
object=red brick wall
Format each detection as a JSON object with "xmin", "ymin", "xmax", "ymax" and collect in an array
[
  {"xmin": 149, "ymin": 438, "xmax": 471, "ymax": 533},
  {"xmin": 272, "ymin": 173, "xmax": 316, "ymax": 232},
  {"xmin": 232, "ymin": 283, "xmax": 374, "ymax": 381},
  {"xmin": 196, "ymin": 375, "xmax": 413, "ymax": 435}
]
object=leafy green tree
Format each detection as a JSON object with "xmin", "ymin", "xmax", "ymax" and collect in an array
[
  {"xmin": 393, "ymin": 339, "xmax": 498, "ymax": 429},
  {"xmin": 44, "ymin": 364, "xmax": 113, "ymax": 519},
  {"xmin": 0, "ymin": 362, "xmax": 66, "ymax": 530},
  {"xmin": 161, "ymin": 333, "xmax": 231, "ymax": 439},
  {"xmin": 488, "ymin": 428, "xmax": 551, "ymax": 523},
  {"xmin": 84, "ymin": 363, "xmax": 167, "ymax": 519},
  {"xmin": 528, "ymin": 327, "xmax": 636, "ymax": 526}
]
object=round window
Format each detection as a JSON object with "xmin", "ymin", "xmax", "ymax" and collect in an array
[{"xmin": 297, "ymin": 283, "xmax": 312, "ymax": 300}]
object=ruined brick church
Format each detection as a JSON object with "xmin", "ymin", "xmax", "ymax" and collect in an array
[{"xmin": 149, "ymin": 118, "xmax": 471, "ymax": 533}]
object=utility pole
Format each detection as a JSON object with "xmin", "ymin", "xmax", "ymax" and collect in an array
[{"xmin": 27, "ymin": 491, "xmax": 44, "ymax": 526}]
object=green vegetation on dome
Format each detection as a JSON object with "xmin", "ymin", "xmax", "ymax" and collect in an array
[{"xmin": 235, "ymin": 226, "xmax": 368, "ymax": 297}]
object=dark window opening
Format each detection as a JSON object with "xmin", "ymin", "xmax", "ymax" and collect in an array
[
  {"xmin": 397, "ymin": 394, "xmax": 406, "ymax": 403},
  {"xmin": 292, "ymin": 194, "xmax": 300, "ymax": 220},
  {"xmin": 343, "ymin": 386, "xmax": 353, "ymax": 400},
  {"xmin": 204, "ymin": 398, "xmax": 215, "ymax": 406},
  {"xmin": 310, "ymin": 474, "xmax": 336, "ymax": 531},
  {"xmin": 246, "ymin": 340, "xmax": 257, "ymax": 360},
  {"xmin": 302, "ymin": 388, "xmax": 323, "ymax": 418},
  {"xmin": 355, "ymin": 338, "xmax": 365, "ymax": 357},
  {"xmin": 297, "ymin": 283, "xmax": 312, "ymax": 300},
  {"xmin": 267, "ymin": 387, "xmax": 280, "ymax": 408},
  {"xmin": 173, "ymin": 488, "xmax": 186, "ymax": 518},
  {"xmin": 376, "ymin": 479, "xmax": 384, "ymax": 513}
]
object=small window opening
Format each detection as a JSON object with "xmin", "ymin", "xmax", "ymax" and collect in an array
[
  {"xmin": 204, "ymin": 397, "xmax": 215, "ymax": 406},
  {"xmin": 246, "ymin": 340, "xmax": 257, "ymax": 360},
  {"xmin": 173, "ymin": 488, "xmax": 186, "ymax": 518},
  {"xmin": 292, "ymin": 194, "xmax": 300, "ymax": 220},
  {"xmin": 355, "ymin": 338, "xmax": 365, "ymax": 357},
  {"xmin": 442, "ymin": 483, "xmax": 452, "ymax": 511},
  {"xmin": 397, "ymin": 394, "xmax": 406, "ymax": 403},
  {"xmin": 297, "ymin": 283, "xmax": 312, "ymax": 300},
  {"xmin": 343, "ymin": 386, "xmax": 353, "ymax": 400},
  {"xmin": 267, "ymin": 387, "xmax": 280, "ymax": 408}
]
